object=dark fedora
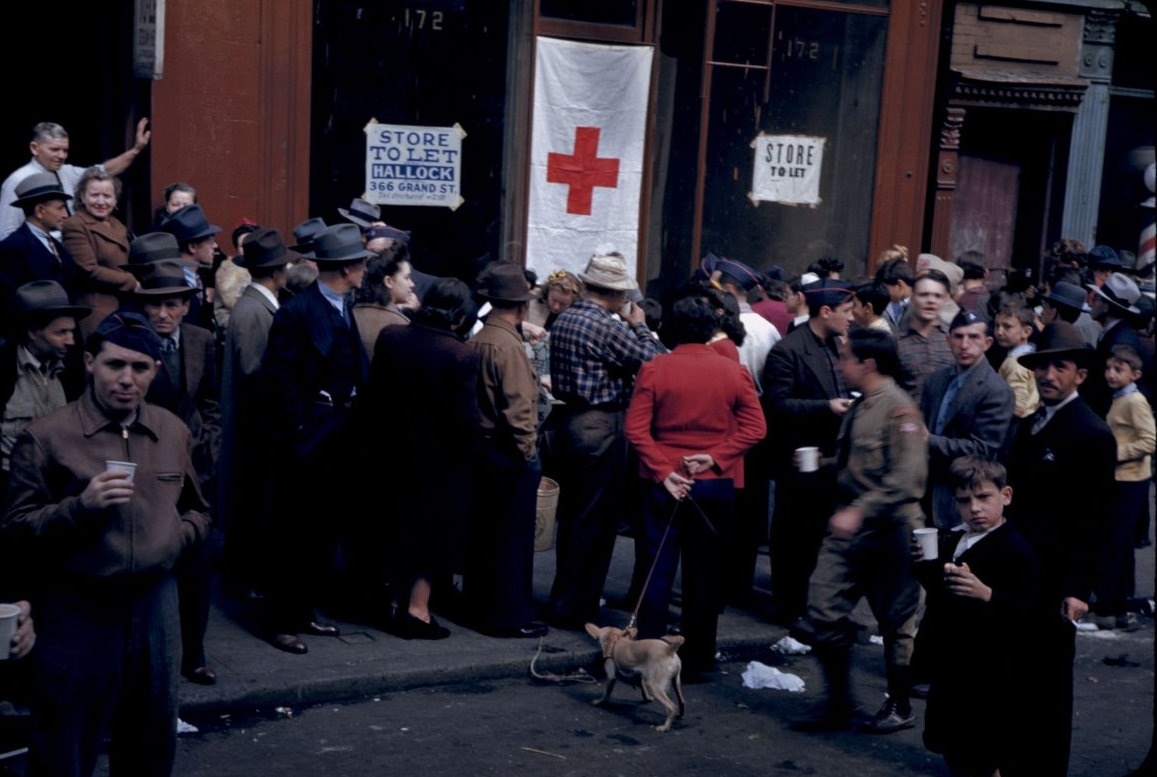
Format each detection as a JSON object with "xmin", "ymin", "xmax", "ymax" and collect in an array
[
  {"xmin": 160, "ymin": 204, "xmax": 220, "ymax": 243},
  {"xmin": 132, "ymin": 261, "xmax": 199, "ymax": 298},
  {"xmin": 127, "ymin": 233, "xmax": 196, "ymax": 275},
  {"xmin": 1088, "ymin": 244, "xmax": 1123, "ymax": 269},
  {"xmin": 303, "ymin": 224, "xmax": 371, "ymax": 264},
  {"xmin": 1043, "ymin": 281, "xmax": 1089, "ymax": 313},
  {"xmin": 289, "ymin": 217, "xmax": 327, "ymax": 252},
  {"xmin": 1088, "ymin": 272, "xmax": 1141, "ymax": 315},
  {"xmin": 12, "ymin": 280, "xmax": 90, "ymax": 321},
  {"xmin": 337, "ymin": 198, "xmax": 380, "ymax": 230},
  {"xmin": 1018, "ymin": 322, "xmax": 1096, "ymax": 369},
  {"xmin": 478, "ymin": 262, "xmax": 533, "ymax": 303},
  {"xmin": 11, "ymin": 173, "xmax": 72, "ymax": 209},
  {"xmin": 233, "ymin": 227, "xmax": 297, "ymax": 269}
]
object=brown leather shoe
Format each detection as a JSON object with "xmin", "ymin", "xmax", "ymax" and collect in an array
[
  {"xmin": 271, "ymin": 633, "xmax": 308, "ymax": 654},
  {"xmin": 303, "ymin": 621, "xmax": 340, "ymax": 637},
  {"xmin": 184, "ymin": 666, "xmax": 217, "ymax": 685}
]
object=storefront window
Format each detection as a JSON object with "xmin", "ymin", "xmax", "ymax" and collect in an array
[
  {"xmin": 538, "ymin": 0, "xmax": 638, "ymax": 26},
  {"xmin": 700, "ymin": 5, "xmax": 887, "ymax": 276}
]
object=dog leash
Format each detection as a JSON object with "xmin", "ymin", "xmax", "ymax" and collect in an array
[{"xmin": 624, "ymin": 494, "xmax": 716, "ymax": 632}]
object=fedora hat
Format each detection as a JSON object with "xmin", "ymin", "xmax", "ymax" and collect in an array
[
  {"xmin": 11, "ymin": 173, "xmax": 71, "ymax": 209},
  {"xmin": 233, "ymin": 227, "xmax": 297, "ymax": 269},
  {"xmin": 1018, "ymin": 322, "xmax": 1096, "ymax": 369},
  {"xmin": 477, "ymin": 262, "xmax": 533, "ymax": 303},
  {"xmin": 160, "ymin": 204, "xmax": 221, "ymax": 243},
  {"xmin": 126, "ymin": 232, "xmax": 196, "ymax": 275},
  {"xmin": 289, "ymin": 217, "xmax": 327, "ymax": 252},
  {"xmin": 1044, "ymin": 281, "xmax": 1089, "ymax": 313},
  {"xmin": 337, "ymin": 198, "xmax": 380, "ymax": 229},
  {"xmin": 578, "ymin": 250, "xmax": 637, "ymax": 292},
  {"xmin": 132, "ymin": 261, "xmax": 199, "ymax": 298},
  {"xmin": 12, "ymin": 280, "xmax": 90, "ymax": 321},
  {"xmin": 1088, "ymin": 272, "xmax": 1141, "ymax": 315},
  {"xmin": 303, "ymin": 224, "xmax": 371, "ymax": 264},
  {"xmin": 1088, "ymin": 244, "xmax": 1122, "ymax": 269}
]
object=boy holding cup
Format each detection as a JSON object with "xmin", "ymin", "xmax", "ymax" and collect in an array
[{"xmin": 914, "ymin": 456, "xmax": 1038, "ymax": 777}]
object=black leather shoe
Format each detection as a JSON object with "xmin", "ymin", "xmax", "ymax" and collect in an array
[
  {"xmin": 183, "ymin": 666, "xmax": 217, "ymax": 685},
  {"xmin": 483, "ymin": 621, "xmax": 549, "ymax": 639},
  {"xmin": 271, "ymin": 633, "xmax": 308, "ymax": 655},
  {"xmin": 392, "ymin": 612, "xmax": 450, "ymax": 640},
  {"xmin": 302, "ymin": 621, "xmax": 340, "ymax": 637}
]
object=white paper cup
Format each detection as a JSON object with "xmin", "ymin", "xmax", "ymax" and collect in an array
[
  {"xmin": 105, "ymin": 460, "xmax": 136, "ymax": 484},
  {"xmin": 796, "ymin": 446, "xmax": 820, "ymax": 473},
  {"xmin": 0, "ymin": 604, "xmax": 21, "ymax": 661},
  {"xmin": 914, "ymin": 527, "xmax": 939, "ymax": 560}
]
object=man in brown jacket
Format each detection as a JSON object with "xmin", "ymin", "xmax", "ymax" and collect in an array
[
  {"xmin": 1, "ymin": 311, "xmax": 210, "ymax": 777},
  {"xmin": 464, "ymin": 262, "xmax": 548, "ymax": 638}
]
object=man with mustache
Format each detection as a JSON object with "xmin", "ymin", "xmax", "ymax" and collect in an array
[{"xmin": 1004, "ymin": 322, "xmax": 1116, "ymax": 777}]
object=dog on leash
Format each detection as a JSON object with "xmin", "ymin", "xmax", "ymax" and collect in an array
[{"xmin": 584, "ymin": 623, "xmax": 686, "ymax": 732}]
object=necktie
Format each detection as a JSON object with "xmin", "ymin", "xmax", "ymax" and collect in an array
[
  {"xmin": 1029, "ymin": 405, "xmax": 1049, "ymax": 435},
  {"xmin": 46, "ymin": 238, "xmax": 61, "ymax": 263},
  {"xmin": 162, "ymin": 337, "xmax": 180, "ymax": 386},
  {"xmin": 934, "ymin": 375, "xmax": 962, "ymax": 434}
]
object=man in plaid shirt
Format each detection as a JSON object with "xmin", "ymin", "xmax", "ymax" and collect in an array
[{"xmin": 546, "ymin": 250, "xmax": 660, "ymax": 629}]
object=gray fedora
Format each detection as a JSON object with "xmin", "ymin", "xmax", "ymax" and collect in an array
[
  {"xmin": 1044, "ymin": 281, "xmax": 1089, "ymax": 313},
  {"xmin": 12, "ymin": 280, "xmax": 90, "ymax": 321},
  {"xmin": 1088, "ymin": 273, "xmax": 1141, "ymax": 315},
  {"xmin": 11, "ymin": 173, "xmax": 72, "ymax": 209},
  {"xmin": 303, "ymin": 224, "xmax": 371, "ymax": 264},
  {"xmin": 337, "ymin": 198, "xmax": 380, "ymax": 230}
]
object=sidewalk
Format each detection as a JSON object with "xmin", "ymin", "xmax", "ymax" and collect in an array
[{"xmin": 179, "ymin": 535, "xmax": 786, "ymax": 718}]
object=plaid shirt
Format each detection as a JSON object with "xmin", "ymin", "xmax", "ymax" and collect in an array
[
  {"xmin": 550, "ymin": 298, "xmax": 660, "ymax": 407},
  {"xmin": 896, "ymin": 318, "xmax": 953, "ymax": 399}
]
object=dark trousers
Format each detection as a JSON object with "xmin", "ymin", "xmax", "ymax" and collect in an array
[
  {"xmin": 1003, "ymin": 615, "xmax": 1075, "ymax": 777},
  {"xmin": 29, "ymin": 574, "xmax": 179, "ymax": 777},
  {"xmin": 1096, "ymin": 480, "xmax": 1150, "ymax": 613},
  {"xmin": 769, "ymin": 474, "xmax": 835, "ymax": 621},
  {"xmin": 548, "ymin": 408, "xmax": 627, "ymax": 624},
  {"xmin": 725, "ymin": 439, "xmax": 772, "ymax": 603},
  {"xmin": 464, "ymin": 442, "xmax": 541, "ymax": 631},
  {"xmin": 176, "ymin": 537, "xmax": 212, "ymax": 671},
  {"xmin": 635, "ymin": 479, "xmax": 734, "ymax": 675},
  {"xmin": 264, "ymin": 408, "xmax": 349, "ymax": 633}
]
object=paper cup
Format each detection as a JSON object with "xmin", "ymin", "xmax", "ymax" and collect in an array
[
  {"xmin": 0, "ymin": 604, "xmax": 21, "ymax": 661},
  {"xmin": 796, "ymin": 446, "xmax": 820, "ymax": 473},
  {"xmin": 914, "ymin": 527, "xmax": 939, "ymax": 560},
  {"xmin": 105, "ymin": 460, "xmax": 136, "ymax": 484}
]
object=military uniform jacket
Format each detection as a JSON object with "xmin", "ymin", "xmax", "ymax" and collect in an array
[{"xmin": 836, "ymin": 376, "xmax": 928, "ymax": 527}]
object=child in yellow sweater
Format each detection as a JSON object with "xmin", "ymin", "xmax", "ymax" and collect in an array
[{"xmin": 1094, "ymin": 344, "xmax": 1156, "ymax": 629}]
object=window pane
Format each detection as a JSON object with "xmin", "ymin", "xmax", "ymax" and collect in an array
[
  {"xmin": 712, "ymin": 2, "xmax": 772, "ymax": 66},
  {"xmin": 700, "ymin": 7, "xmax": 888, "ymax": 277},
  {"xmin": 539, "ymin": 0, "xmax": 637, "ymax": 26}
]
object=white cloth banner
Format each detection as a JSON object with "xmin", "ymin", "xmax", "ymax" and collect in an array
[{"xmin": 526, "ymin": 37, "xmax": 653, "ymax": 282}]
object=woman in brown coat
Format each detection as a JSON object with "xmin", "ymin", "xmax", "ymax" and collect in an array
[{"xmin": 62, "ymin": 166, "xmax": 138, "ymax": 337}]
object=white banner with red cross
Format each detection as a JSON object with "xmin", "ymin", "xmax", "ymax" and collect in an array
[{"xmin": 526, "ymin": 36, "xmax": 653, "ymax": 282}]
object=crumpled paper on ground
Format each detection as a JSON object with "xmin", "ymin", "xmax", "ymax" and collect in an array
[
  {"xmin": 770, "ymin": 635, "xmax": 811, "ymax": 655},
  {"xmin": 741, "ymin": 661, "xmax": 806, "ymax": 692}
]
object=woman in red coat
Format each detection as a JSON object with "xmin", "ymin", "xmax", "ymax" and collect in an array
[{"xmin": 625, "ymin": 295, "xmax": 766, "ymax": 679}]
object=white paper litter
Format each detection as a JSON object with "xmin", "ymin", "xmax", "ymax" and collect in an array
[
  {"xmin": 741, "ymin": 661, "xmax": 806, "ymax": 692},
  {"xmin": 869, "ymin": 635, "xmax": 884, "ymax": 645},
  {"xmin": 177, "ymin": 718, "xmax": 199, "ymax": 735},
  {"xmin": 770, "ymin": 635, "xmax": 811, "ymax": 655}
]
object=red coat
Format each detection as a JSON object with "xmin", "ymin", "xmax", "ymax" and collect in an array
[{"xmin": 626, "ymin": 344, "xmax": 766, "ymax": 488}]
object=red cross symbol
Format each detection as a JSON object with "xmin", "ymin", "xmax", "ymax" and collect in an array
[{"xmin": 546, "ymin": 126, "xmax": 620, "ymax": 216}]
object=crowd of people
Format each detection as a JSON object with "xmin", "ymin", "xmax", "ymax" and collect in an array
[{"xmin": 0, "ymin": 119, "xmax": 1154, "ymax": 777}]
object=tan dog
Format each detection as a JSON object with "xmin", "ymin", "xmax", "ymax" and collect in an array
[{"xmin": 584, "ymin": 623, "xmax": 686, "ymax": 732}]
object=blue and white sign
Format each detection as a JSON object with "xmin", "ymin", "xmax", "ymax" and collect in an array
[{"xmin": 364, "ymin": 121, "xmax": 466, "ymax": 210}]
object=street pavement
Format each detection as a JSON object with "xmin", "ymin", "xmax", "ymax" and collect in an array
[{"xmin": 181, "ymin": 525, "xmax": 1157, "ymax": 750}]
